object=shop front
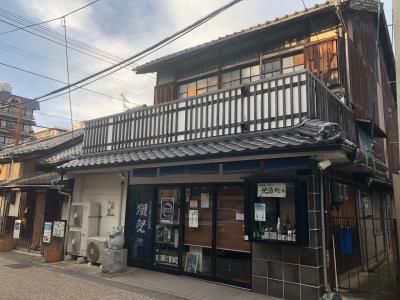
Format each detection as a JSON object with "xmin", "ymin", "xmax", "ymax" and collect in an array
[{"xmin": 124, "ymin": 157, "xmax": 315, "ymax": 292}]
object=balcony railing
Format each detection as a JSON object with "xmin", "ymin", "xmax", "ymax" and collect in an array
[{"xmin": 82, "ymin": 70, "xmax": 356, "ymax": 154}]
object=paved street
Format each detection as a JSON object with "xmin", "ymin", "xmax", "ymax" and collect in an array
[
  {"xmin": 0, "ymin": 251, "xmax": 277, "ymax": 300},
  {"xmin": 0, "ymin": 253, "xmax": 149, "ymax": 300}
]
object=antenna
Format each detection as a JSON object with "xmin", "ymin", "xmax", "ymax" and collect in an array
[{"xmin": 121, "ymin": 93, "xmax": 129, "ymax": 111}]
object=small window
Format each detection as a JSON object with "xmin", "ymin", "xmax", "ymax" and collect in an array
[
  {"xmin": 178, "ymin": 75, "xmax": 218, "ymax": 99},
  {"xmin": 262, "ymin": 59, "xmax": 281, "ymax": 78},
  {"xmin": 282, "ymin": 54, "xmax": 304, "ymax": 74},
  {"xmin": 222, "ymin": 64, "xmax": 259, "ymax": 88}
]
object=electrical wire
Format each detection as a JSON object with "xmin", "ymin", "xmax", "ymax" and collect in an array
[
  {"xmin": 0, "ymin": 41, "xmax": 149, "ymax": 92},
  {"xmin": 0, "ymin": 7, "xmax": 122, "ymax": 63},
  {"xmin": 5, "ymin": 0, "xmax": 243, "ymax": 108},
  {"xmin": 0, "ymin": 0, "xmax": 101, "ymax": 35},
  {"xmin": 0, "ymin": 61, "xmax": 141, "ymax": 105}
]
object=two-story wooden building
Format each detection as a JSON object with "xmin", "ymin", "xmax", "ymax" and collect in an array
[
  {"xmin": 60, "ymin": 1, "xmax": 399, "ymax": 299},
  {"xmin": 0, "ymin": 129, "xmax": 83, "ymax": 252}
]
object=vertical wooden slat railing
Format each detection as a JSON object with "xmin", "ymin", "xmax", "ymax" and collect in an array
[{"xmin": 82, "ymin": 70, "xmax": 356, "ymax": 154}]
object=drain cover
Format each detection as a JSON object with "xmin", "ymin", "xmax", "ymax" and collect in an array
[{"xmin": 5, "ymin": 263, "xmax": 32, "ymax": 269}]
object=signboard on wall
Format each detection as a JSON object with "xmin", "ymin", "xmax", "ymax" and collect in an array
[
  {"xmin": 107, "ymin": 200, "xmax": 115, "ymax": 216},
  {"xmin": 13, "ymin": 219, "xmax": 21, "ymax": 239},
  {"xmin": 160, "ymin": 198, "xmax": 174, "ymax": 224},
  {"xmin": 52, "ymin": 221, "xmax": 66, "ymax": 238},
  {"xmin": 43, "ymin": 222, "xmax": 52, "ymax": 243},
  {"xmin": 257, "ymin": 183, "xmax": 286, "ymax": 198}
]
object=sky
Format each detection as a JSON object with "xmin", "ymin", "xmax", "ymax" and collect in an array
[{"xmin": 0, "ymin": 0, "xmax": 394, "ymax": 130}]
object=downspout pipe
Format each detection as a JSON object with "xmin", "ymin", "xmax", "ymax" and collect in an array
[
  {"xmin": 51, "ymin": 174, "xmax": 72, "ymax": 255},
  {"xmin": 317, "ymin": 159, "xmax": 332, "ymax": 294}
]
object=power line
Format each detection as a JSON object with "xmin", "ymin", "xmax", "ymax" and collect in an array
[
  {"xmin": 0, "ymin": 61, "xmax": 141, "ymax": 106},
  {"xmin": 0, "ymin": 8, "xmax": 156, "ymax": 78},
  {"xmin": 0, "ymin": 0, "xmax": 101, "ymax": 35},
  {"xmin": 0, "ymin": 7, "xmax": 121, "ymax": 63},
  {"xmin": 0, "ymin": 41, "xmax": 149, "ymax": 93},
  {"xmin": 7, "ymin": 0, "xmax": 243, "ymax": 109}
]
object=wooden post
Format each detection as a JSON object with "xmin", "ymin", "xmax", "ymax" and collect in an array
[{"xmin": 30, "ymin": 190, "xmax": 47, "ymax": 250}]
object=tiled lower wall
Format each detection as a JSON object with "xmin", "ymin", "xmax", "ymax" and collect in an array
[{"xmin": 252, "ymin": 173, "xmax": 324, "ymax": 300}]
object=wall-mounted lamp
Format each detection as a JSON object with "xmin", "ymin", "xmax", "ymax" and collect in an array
[{"xmin": 317, "ymin": 159, "xmax": 332, "ymax": 171}]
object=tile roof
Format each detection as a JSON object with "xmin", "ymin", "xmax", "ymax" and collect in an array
[
  {"xmin": 40, "ymin": 142, "xmax": 83, "ymax": 166},
  {"xmin": 60, "ymin": 119, "xmax": 355, "ymax": 170},
  {"xmin": 135, "ymin": 1, "xmax": 334, "ymax": 73},
  {"xmin": 0, "ymin": 129, "xmax": 84, "ymax": 160},
  {"xmin": 0, "ymin": 172, "xmax": 59, "ymax": 187}
]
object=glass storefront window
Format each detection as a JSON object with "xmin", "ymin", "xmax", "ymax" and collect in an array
[
  {"xmin": 154, "ymin": 188, "xmax": 181, "ymax": 268},
  {"xmin": 251, "ymin": 182, "xmax": 297, "ymax": 243}
]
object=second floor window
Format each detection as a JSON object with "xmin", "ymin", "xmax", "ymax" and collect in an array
[
  {"xmin": 262, "ymin": 53, "xmax": 305, "ymax": 78},
  {"xmin": 6, "ymin": 121, "xmax": 16, "ymax": 129},
  {"xmin": 178, "ymin": 75, "xmax": 218, "ymax": 99},
  {"xmin": 282, "ymin": 53, "xmax": 304, "ymax": 74},
  {"xmin": 222, "ymin": 65, "xmax": 260, "ymax": 88}
]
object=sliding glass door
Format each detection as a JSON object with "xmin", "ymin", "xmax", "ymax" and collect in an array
[
  {"xmin": 216, "ymin": 185, "xmax": 251, "ymax": 286},
  {"xmin": 183, "ymin": 186, "xmax": 213, "ymax": 277}
]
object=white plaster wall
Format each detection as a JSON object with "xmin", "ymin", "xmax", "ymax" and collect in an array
[{"xmin": 71, "ymin": 171, "xmax": 128, "ymax": 237}]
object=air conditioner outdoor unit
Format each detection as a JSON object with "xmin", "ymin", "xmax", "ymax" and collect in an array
[
  {"xmin": 86, "ymin": 236, "xmax": 107, "ymax": 264},
  {"xmin": 67, "ymin": 202, "xmax": 101, "ymax": 257}
]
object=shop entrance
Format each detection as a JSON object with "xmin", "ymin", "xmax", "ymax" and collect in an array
[{"xmin": 126, "ymin": 184, "xmax": 251, "ymax": 288}]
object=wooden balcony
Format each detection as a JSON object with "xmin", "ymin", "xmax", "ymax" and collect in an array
[{"xmin": 82, "ymin": 70, "xmax": 356, "ymax": 154}]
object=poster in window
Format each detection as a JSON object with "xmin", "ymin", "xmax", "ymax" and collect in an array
[
  {"xmin": 52, "ymin": 221, "xmax": 65, "ymax": 238},
  {"xmin": 189, "ymin": 210, "xmax": 198, "ymax": 228},
  {"xmin": 160, "ymin": 197, "xmax": 174, "ymax": 224},
  {"xmin": 254, "ymin": 203, "xmax": 266, "ymax": 221},
  {"xmin": 107, "ymin": 200, "xmax": 115, "ymax": 216},
  {"xmin": 13, "ymin": 219, "xmax": 21, "ymax": 239},
  {"xmin": 43, "ymin": 222, "xmax": 52, "ymax": 243},
  {"xmin": 184, "ymin": 252, "xmax": 199, "ymax": 273},
  {"xmin": 257, "ymin": 183, "xmax": 286, "ymax": 198},
  {"xmin": 200, "ymin": 193, "xmax": 209, "ymax": 208}
]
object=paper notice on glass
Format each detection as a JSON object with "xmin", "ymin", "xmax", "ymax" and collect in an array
[
  {"xmin": 189, "ymin": 210, "xmax": 198, "ymax": 228},
  {"xmin": 236, "ymin": 212, "xmax": 244, "ymax": 221},
  {"xmin": 257, "ymin": 183, "xmax": 286, "ymax": 198},
  {"xmin": 200, "ymin": 193, "xmax": 209, "ymax": 208},
  {"xmin": 254, "ymin": 203, "xmax": 266, "ymax": 221},
  {"xmin": 190, "ymin": 200, "xmax": 198, "ymax": 208},
  {"xmin": 52, "ymin": 221, "xmax": 65, "ymax": 238},
  {"xmin": 43, "ymin": 222, "xmax": 52, "ymax": 243},
  {"xmin": 13, "ymin": 219, "xmax": 21, "ymax": 239}
]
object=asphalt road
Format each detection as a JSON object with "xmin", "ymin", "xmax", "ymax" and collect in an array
[{"xmin": 0, "ymin": 255, "xmax": 150, "ymax": 300}]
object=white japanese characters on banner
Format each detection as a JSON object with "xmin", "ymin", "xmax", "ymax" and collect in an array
[{"xmin": 257, "ymin": 183, "xmax": 286, "ymax": 198}]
